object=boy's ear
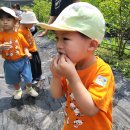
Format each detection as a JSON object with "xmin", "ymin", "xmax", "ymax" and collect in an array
[
  {"xmin": 14, "ymin": 19, "xmax": 19, "ymax": 24},
  {"xmin": 88, "ymin": 39, "xmax": 99, "ymax": 51}
]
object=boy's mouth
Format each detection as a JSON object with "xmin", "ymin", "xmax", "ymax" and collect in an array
[
  {"xmin": 58, "ymin": 50, "xmax": 66, "ymax": 55},
  {"xmin": 58, "ymin": 52, "xmax": 63, "ymax": 55}
]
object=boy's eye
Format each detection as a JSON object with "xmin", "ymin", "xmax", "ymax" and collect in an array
[
  {"xmin": 63, "ymin": 37, "xmax": 69, "ymax": 40},
  {"xmin": 55, "ymin": 37, "xmax": 58, "ymax": 41},
  {"xmin": 55, "ymin": 36, "xmax": 70, "ymax": 42},
  {"xmin": 7, "ymin": 18, "xmax": 11, "ymax": 21}
]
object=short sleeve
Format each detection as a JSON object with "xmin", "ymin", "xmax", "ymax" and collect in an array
[
  {"xmin": 0, "ymin": 32, "xmax": 4, "ymax": 43},
  {"xmin": 88, "ymin": 66, "xmax": 115, "ymax": 113},
  {"xmin": 18, "ymin": 33, "xmax": 29, "ymax": 48},
  {"xmin": 50, "ymin": 0, "xmax": 55, "ymax": 16},
  {"xmin": 50, "ymin": 0, "xmax": 72, "ymax": 16}
]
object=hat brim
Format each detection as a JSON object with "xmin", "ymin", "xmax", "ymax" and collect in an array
[
  {"xmin": 37, "ymin": 22, "xmax": 76, "ymax": 31},
  {"xmin": 20, "ymin": 21, "xmax": 38, "ymax": 24},
  {"xmin": 0, "ymin": 7, "xmax": 18, "ymax": 20}
]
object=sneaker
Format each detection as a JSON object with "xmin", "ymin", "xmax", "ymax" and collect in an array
[
  {"xmin": 13, "ymin": 89, "xmax": 22, "ymax": 100},
  {"xmin": 26, "ymin": 87, "xmax": 38, "ymax": 97},
  {"xmin": 32, "ymin": 80, "xmax": 38, "ymax": 85}
]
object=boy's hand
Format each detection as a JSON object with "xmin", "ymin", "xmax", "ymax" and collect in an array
[
  {"xmin": 50, "ymin": 55, "xmax": 61, "ymax": 78},
  {"xmin": 0, "ymin": 42, "xmax": 12, "ymax": 50},
  {"xmin": 51, "ymin": 54, "xmax": 77, "ymax": 79},
  {"xmin": 26, "ymin": 53, "xmax": 32, "ymax": 59},
  {"xmin": 58, "ymin": 55, "xmax": 77, "ymax": 78}
]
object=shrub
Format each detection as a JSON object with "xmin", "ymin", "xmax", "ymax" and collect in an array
[{"xmin": 32, "ymin": 0, "xmax": 51, "ymax": 23}]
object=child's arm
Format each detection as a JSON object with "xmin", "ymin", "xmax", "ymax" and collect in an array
[
  {"xmin": 68, "ymin": 73, "xmax": 99, "ymax": 116},
  {"xmin": 50, "ymin": 55, "xmax": 65, "ymax": 98},
  {"xmin": 56, "ymin": 55, "xmax": 99, "ymax": 116},
  {"xmin": 0, "ymin": 44, "xmax": 2, "ymax": 52},
  {"xmin": 50, "ymin": 77, "xmax": 64, "ymax": 99},
  {"xmin": 24, "ymin": 47, "xmax": 32, "ymax": 59},
  {"xmin": 0, "ymin": 42, "xmax": 12, "ymax": 51},
  {"xmin": 0, "ymin": 42, "xmax": 4, "ymax": 54},
  {"xmin": 0, "ymin": 44, "xmax": 2, "ymax": 54}
]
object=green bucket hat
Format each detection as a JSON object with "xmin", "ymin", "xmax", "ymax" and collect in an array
[{"xmin": 37, "ymin": 2, "xmax": 105, "ymax": 43}]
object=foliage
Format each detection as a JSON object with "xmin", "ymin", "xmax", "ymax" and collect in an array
[
  {"xmin": 99, "ymin": 0, "xmax": 130, "ymax": 58},
  {"xmin": 81, "ymin": 0, "xmax": 102, "ymax": 6},
  {"xmin": 21, "ymin": 6, "xmax": 33, "ymax": 11},
  {"xmin": 32, "ymin": 0, "xmax": 51, "ymax": 23},
  {"xmin": 100, "ymin": 38, "xmax": 130, "ymax": 58}
]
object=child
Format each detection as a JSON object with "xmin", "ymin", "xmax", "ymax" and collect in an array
[
  {"xmin": 0, "ymin": 7, "xmax": 38, "ymax": 100},
  {"xmin": 18, "ymin": 11, "xmax": 43, "ymax": 84},
  {"xmin": 38, "ymin": 2, "xmax": 115, "ymax": 130}
]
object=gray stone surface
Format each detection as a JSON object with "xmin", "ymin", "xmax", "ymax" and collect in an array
[
  {"xmin": 0, "ymin": 33, "xmax": 130, "ymax": 130},
  {"xmin": 113, "ymin": 71, "xmax": 130, "ymax": 130}
]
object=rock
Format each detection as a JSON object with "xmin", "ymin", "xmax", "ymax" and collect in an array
[{"xmin": 113, "ymin": 71, "xmax": 130, "ymax": 130}]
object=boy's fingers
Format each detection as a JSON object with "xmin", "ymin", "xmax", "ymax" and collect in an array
[
  {"xmin": 53, "ymin": 56, "xmax": 59, "ymax": 68},
  {"xmin": 3, "ymin": 42, "xmax": 11, "ymax": 45},
  {"xmin": 59, "ymin": 55, "xmax": 66, "ymax": 63},
  {"xmin": 61, "ymin": 55, "xmax": 71, "ymax": 63}
]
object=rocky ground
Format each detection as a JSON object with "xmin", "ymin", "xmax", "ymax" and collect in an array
[{"xmin": 0, "ymin": 33, "xmax": 130, "ymax": 130}]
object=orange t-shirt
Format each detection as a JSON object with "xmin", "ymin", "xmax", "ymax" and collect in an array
[
  {"xmin": 0, "ymin": 31, "xmax": 29, "ymax": 61},
  {"xmin": 18, "ymin": 27, "xmax": 37, "ymax": 52},
  {"xmin": 62, "ymin": 56, "xmax": 115, "ymax": 130}
]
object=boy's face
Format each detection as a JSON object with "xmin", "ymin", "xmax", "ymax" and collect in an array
[
  {"xmin": 0, "ymin": 17, "xmax": 16, "ymax": 32},
  {"xmin": 23, "ymin": 24, "xmax": 33, "ymax": 29},
  {"xmin": 55, "ymin": 31, "xmax": 94, "ymax": 64}
]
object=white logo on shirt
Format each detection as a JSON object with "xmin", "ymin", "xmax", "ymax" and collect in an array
[{"xmin": 95, "ymin": 75, "xmax": 107, "ymax": 87}]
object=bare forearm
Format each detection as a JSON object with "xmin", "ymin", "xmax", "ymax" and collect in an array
[
  {"xmin": 43, "ymin": 16, "xmax": 56, "ymax": 33},
  {"xmin": 48, "ymin": 16, "xmax": 56, "ymax": 24},
  {"xmin": 68, "ymin": 73, "xmax": 99, "ymax": 116},
  {"xmin": 24, "ymin": 47, "xmax": 29, "ymax": 55},
  {"xmin": 0, "ymin": 44, "xmax": 3, "ymax": 50},
  {"xmin": 50, "ymin": 77, "xmax": 64, "ymax": 99}
]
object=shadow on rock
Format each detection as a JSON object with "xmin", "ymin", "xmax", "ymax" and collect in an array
[{"xmin": 0, "ymin": 88, "xmax": 66, "ymax": 113}]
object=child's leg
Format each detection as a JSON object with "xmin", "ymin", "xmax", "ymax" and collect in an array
[
  {"xmin": 15, "ymin": 83, "xmax": 21, "ymax": 90},
  {"xmin": 26, "ymin": 83, "xmax": 38, "ymax": 97},
  {"xmin": 21, "ymin": 57, "xmax": 38, "ymax": 97},
  {"xmin": 13, "ymin": 83, "xmax": 22, "ymax": 100},
  {"xmin": 29, "ymin": 51, "xmax": 42, "ymax": 82},
  {"xmin": 3, "ymin": 60, "xmax": 22, "ymax": 100}
]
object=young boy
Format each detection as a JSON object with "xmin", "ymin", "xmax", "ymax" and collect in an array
[
  {"xmin": 18, "ymin": 11, "xmax": 43, "ymax": 84},
  {"xmin": 0, "ymin": 7, "xmax": 38, "ymax": 100},
  {"xmin": 38, "ymin": 2, "xmax": 115, "ymax": 130}
]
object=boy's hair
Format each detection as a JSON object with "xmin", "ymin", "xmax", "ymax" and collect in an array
[
  {"xmin": 38, "ymin": 2, "xmax": 105, "ymax": 44},
  {"xmin": 0, "ymin": 10, "xmax": 15, "ymax": 19},
  {"xmin": 15, "ymin": 3, "xmax": 21, "ymax": 10},
  {"xmin": 11, "ymin": 4, "xmax": 16, "ymax": 9}
]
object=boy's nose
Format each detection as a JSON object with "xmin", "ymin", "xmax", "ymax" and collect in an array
[
  {"xmin": 3, "ymin": 20, "xmax": 7, "ymax": 24},
  {"xmin": 56, "ymin": 41, "xmax": 63, "ymax": 49}
]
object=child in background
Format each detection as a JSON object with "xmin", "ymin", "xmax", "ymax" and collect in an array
[
  {"xmin": 11, "ymin": 3, "xmax": 23, "ymax": 19},
  {"xmin": 11, "ymin": 3, "xmax": 23, "ymax": 31},
  {"xmin": 0, "ymin": 7, "xmax": 38, "ymax": 100},
  {"xmin": 18, "ymin": 11, "xmax": 43, "ymax": 84},
  {"xmin": 38, "ymin": 2, "xmax": 115, "ymax": 130}
]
